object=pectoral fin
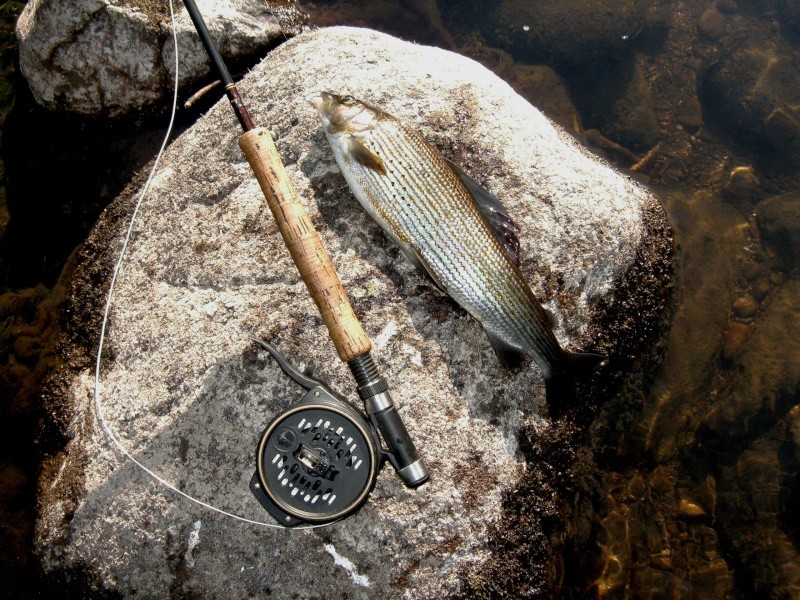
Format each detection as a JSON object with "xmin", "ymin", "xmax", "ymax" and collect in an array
[
  {"xmin": 445, "ymin": 158, "xmax": 521, "ymax": 265},
  {"xmin": 348, "ymin": 138, "xmax": 388, "ymax": 175},
  {"xmin": 544, "ymin": 307, "xmax": 559, "ymax": 329},
  {"xmin": 400, "ymin": 243, "xmax": 447, "ymax": 292}
]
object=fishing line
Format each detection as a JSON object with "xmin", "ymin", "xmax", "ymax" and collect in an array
[{"xmin": 92, "ymin": 0, "xmax": 333, "ymax": 531}]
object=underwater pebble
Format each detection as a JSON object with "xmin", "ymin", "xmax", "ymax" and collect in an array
[
  {"xmin": 769, "ymin": 272, "xmax": 784, "ymax": 286},
  {"xmin": 741, "ymin": 260, "xmax": 767, "ymax": 281},
  {"xmin": 721, "ymin": 322, "xmax": 749, "ymax": 360},
  {"xmin": 751, "ymin": 278, "xmax": 772, "ymax": 301},
  {"xmin": 678, "ymin": 498, "xmax": 707, "ymax": 517},
  {"xmin": 724, "ymin": 166, "xmax": 759, "ymax": 201},
  {"xmin": 675, "ymin": 97, "xmax": 704, "ymax": 132},
  {"xmin": 647, "ymin": 466, "xmax": 674, "ymax": 497},
  {"xmin": 624, "ymin": 473, "xmax": 646, "ymax": 501},
  {"xmin": 732, "ymin": 295, "xmax": 759, "ymax": 318},
  {"xmin": 698, "ymin": 8, "xmax": 726, "ymax": 39}
]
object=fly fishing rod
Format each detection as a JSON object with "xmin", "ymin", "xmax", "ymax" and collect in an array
[{"xmin": 182, "ymin": 0, "xmax": 428, "ymax": 526}]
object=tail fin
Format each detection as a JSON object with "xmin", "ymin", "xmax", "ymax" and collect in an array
[{"xmin": 545, "ymin": 350, "xmax": 607, "ymax": 407}]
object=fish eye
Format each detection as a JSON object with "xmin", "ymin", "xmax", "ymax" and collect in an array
[{"xmin": 341, "ymin": 95, "xmax": 356, "ymax": 105}]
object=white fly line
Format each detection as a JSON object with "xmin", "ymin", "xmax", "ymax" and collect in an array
[{"xmin": 92, "ymin": 0, "xmax": 335, "ymax": 531}]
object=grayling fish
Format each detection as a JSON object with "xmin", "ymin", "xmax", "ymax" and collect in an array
[{"xmin": 314, "ymin": 92, "xmax": 604, "ymax": 396}]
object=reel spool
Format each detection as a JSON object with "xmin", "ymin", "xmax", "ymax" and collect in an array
[
  {"xmin": 250, "ymin": 341, "xmax": 381, "ymax": 526},
  {"xmin": 252, "ymin": 394, "xmax": 380, "ymax": 525}
]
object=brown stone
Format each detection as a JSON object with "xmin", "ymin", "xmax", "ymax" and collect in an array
[
  {"xmin": 724, "ymin": 165, "xmax": 759, "ymax": 201},
  {"xmin": 741, "ymin": 260, "xmax": 767, "ymax": 281},
  {"xmin": 752, "ymin": 278, "xmax": 772, "ymax": 301},
  {"xmin": 722, "ymin": 322, "xmax": 750, "ymax": 360},
  {"xmin": 699, "ymin": 8, "xmax": 727, "ymax": 39},
  {"xmin": 732, "ymin": 295, "xmax": 759, "ymax": 318},
  {"xmin": 770, "ymin": 272, "xmax": 785, "ymax": 286}
]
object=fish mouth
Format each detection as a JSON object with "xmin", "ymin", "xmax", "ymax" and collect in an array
[{"xmin": 311, "ymin": 91, "xmax": 335, "ymax": 113}]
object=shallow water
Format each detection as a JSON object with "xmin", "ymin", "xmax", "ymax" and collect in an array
[{"xmin": 2, "ymin": 0, "xmax": 800, "ymax": 598}]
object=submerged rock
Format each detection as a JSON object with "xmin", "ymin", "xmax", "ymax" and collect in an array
[
  {"xmin": 756, "ymin": 192, "xmax": 800, "ymax": 274},
  {"xmin": 36, "ymin": 27, "xmax": 671, "ymax": 598},
  {"xmin": 458, "ymin": 44, "xmax": 578, "ymax": 130},
  {"xmin": 701, "ymin": 280, "xmax": 800, "ymax": 444},
  {"xmin": 716, "ymin": 404, "xmax": 800, "ymax": 599},
  {"xmin": 698, "ymin": 7, "xmax": 727, "ymax": 39},
  {"xmin": 778, "ymin": 0, "xmax": 800, "ymax": 32},
  {"xmin": 481, "ymin": 0, "xmax": 648, "ymax": 65},
  {"xmin": 15, "ymin": 0, "xmax": 307, "ymax": 117},
  {"xmin": 573, "ymin": 57, "xmax": 661, "ymax": 155},
  {"xmin": 699, "ymin": 38, "xmax": 800, "ymax": 157}
]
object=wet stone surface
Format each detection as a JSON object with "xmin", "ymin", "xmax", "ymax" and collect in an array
[{"xmin": 35, "ymin": 27, "xmax": 671, "ymax": 599}]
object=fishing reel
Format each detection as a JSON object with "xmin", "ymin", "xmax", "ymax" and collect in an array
[{"xmin": 250, "ymin": 339, "xmax": 428, "ymax": 526}]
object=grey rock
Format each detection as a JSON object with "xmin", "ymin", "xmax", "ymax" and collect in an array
[
  {"xmin": 481, "ymin": 0, "xmax": 647, "ymax": 65},
  {"xmin": 15, "ymin": 0, "xmax": 307, "ymax": 117},
  {"xmin": 36, "ymin": 27, "xmax": 670, "ymax": 598}
]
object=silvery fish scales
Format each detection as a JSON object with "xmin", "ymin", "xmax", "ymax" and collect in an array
[{"xmin": 314, "ymin": 93, "xmax": 603, "ymax": 390}]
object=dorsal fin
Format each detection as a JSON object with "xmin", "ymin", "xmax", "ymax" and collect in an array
[
  {"xmin": 348, "ymin": 137, "xmax": 387, "ymax": 175},
  {"xmin": 445, "ymin": 158, "xmax": 521, "ymax": 265}
]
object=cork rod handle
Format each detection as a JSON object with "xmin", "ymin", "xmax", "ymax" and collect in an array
[{"xmin": 239, "ymin": 127, "xmax": 372, "ymax": 362}]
